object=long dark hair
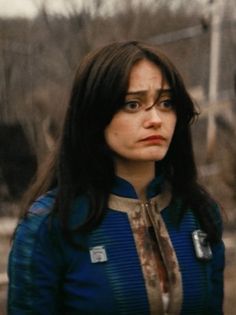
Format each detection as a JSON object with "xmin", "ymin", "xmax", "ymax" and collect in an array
[{"xmin": 22, "ymin": 41, "xmax": 222, "ymax": 243}]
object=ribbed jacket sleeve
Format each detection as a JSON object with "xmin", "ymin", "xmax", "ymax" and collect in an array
[
  {"xmin": 209, "ymin": 240, "xmax": 225, "ymax": 315},
  {"xmin": 7, "ymin": 195, "xmax": 64, "ymax": 315},
  {"xmin": 207, "ymin": 203, "xmax": 225, "ymax": 315}
]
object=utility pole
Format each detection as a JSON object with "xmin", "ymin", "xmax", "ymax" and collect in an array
[{"xmin": 207, "ymin": 0, "xmax": 223, "ymax": 159}]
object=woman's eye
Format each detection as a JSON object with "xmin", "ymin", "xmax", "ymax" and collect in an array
[
  {"xmin": 123, "ymin": 101, "xmax": 141, "ymax": 112},
  {"xmin": 160, "ymin": 99, "xmax": 174, "ymax": 110}
]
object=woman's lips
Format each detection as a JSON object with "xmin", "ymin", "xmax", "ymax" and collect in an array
[{"xmin": 140, "ymin": 135, "xmax": 166, "ymax": 142}]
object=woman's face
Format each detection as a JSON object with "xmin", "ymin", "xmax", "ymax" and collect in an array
[{"xmin": 104, "ymin": 59, "xmax": 177, "ymax": 164}]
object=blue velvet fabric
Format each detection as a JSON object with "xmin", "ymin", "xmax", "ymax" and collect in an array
[{"xmin": 7, "ymin": 178, "xmax": 225, "ymax": 315}]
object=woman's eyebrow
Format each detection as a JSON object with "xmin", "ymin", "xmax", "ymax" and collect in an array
[
  {"xmin": 126, "ymin": 90, "xmax": 146, "ymax": 97},
  {"xmin": 160, "ymin": 88, "xmax": 173, "ymax": 96},
  {"xmin": 126, "ymin": 88, "xmax": 172, "ymax": 96}
]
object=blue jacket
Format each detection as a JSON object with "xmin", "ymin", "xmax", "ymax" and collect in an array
[{"xmin": 8, "ymin": 177, "xmax": 225, "ymax": 315}]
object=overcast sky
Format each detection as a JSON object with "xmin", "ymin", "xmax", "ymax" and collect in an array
[
  {"xmin": 0, "ymin": 0, "xmax": 167, "ymax": 18},
  {"xmin": 0, "ymin": 0, "xmax": 84, "ymax": 18},
  {"xmin": 0, "ymin": 0, "xmax": 214, "ymax": 19}
]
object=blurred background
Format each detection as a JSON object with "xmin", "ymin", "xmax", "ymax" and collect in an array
[{"xmin": 0, "ymin": 0, "xmax": 235, "ymax": 314}]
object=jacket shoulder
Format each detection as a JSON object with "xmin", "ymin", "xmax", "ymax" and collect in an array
[
  {"xmin": 11, "ymin": 190, "xmax": 57, "ymax": 258},
  {"xmin": 27, "ymin": 189, "xmax": 57, "ymax": 216},
  {"xmin": 8, "ymin": 190, "xmax": 62, "ymax": 314}
]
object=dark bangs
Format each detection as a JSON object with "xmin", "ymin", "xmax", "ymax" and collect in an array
[
  {"xmin": 135, "ymin": 43, "xmax": 198, "ymax": 127},
  {"xmin": 166, "ymin": 70, "xmax": 199, "ymax": 128},
  {"xmin": 70, "ymin": 42, "xmax": 147, "ymax": 133}
]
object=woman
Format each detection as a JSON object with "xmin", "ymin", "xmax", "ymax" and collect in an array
[{"xmin": 8, "ymin": 41, "xmax": 225, "ymax": 315}]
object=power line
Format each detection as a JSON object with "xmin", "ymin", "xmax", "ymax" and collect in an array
[
  {"xmin": 149, "ymin": 24, "xmax": 204, "ymax": 45},
  {"xmin": 148, "ymin": 20, "xmax": 236, "ymax": 45}
]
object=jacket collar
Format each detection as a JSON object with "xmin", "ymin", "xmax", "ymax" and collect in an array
[{"xmin": 111, "ymin": 174, "xmax": 165, "ymax": 200}]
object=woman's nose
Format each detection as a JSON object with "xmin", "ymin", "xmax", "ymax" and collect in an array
[{"xmin": 143, "ymin": 106, "xmax": 162, "ymax": 128}]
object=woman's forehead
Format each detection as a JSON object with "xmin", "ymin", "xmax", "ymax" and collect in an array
[{"xmin": 127, "ymin": 59, "xmax": 169, "ymax": 92}]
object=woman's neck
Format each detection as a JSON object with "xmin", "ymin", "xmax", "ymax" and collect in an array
[{"xmin": 115, "ymin": 159, "xmax": 156, "ymax": 201}]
